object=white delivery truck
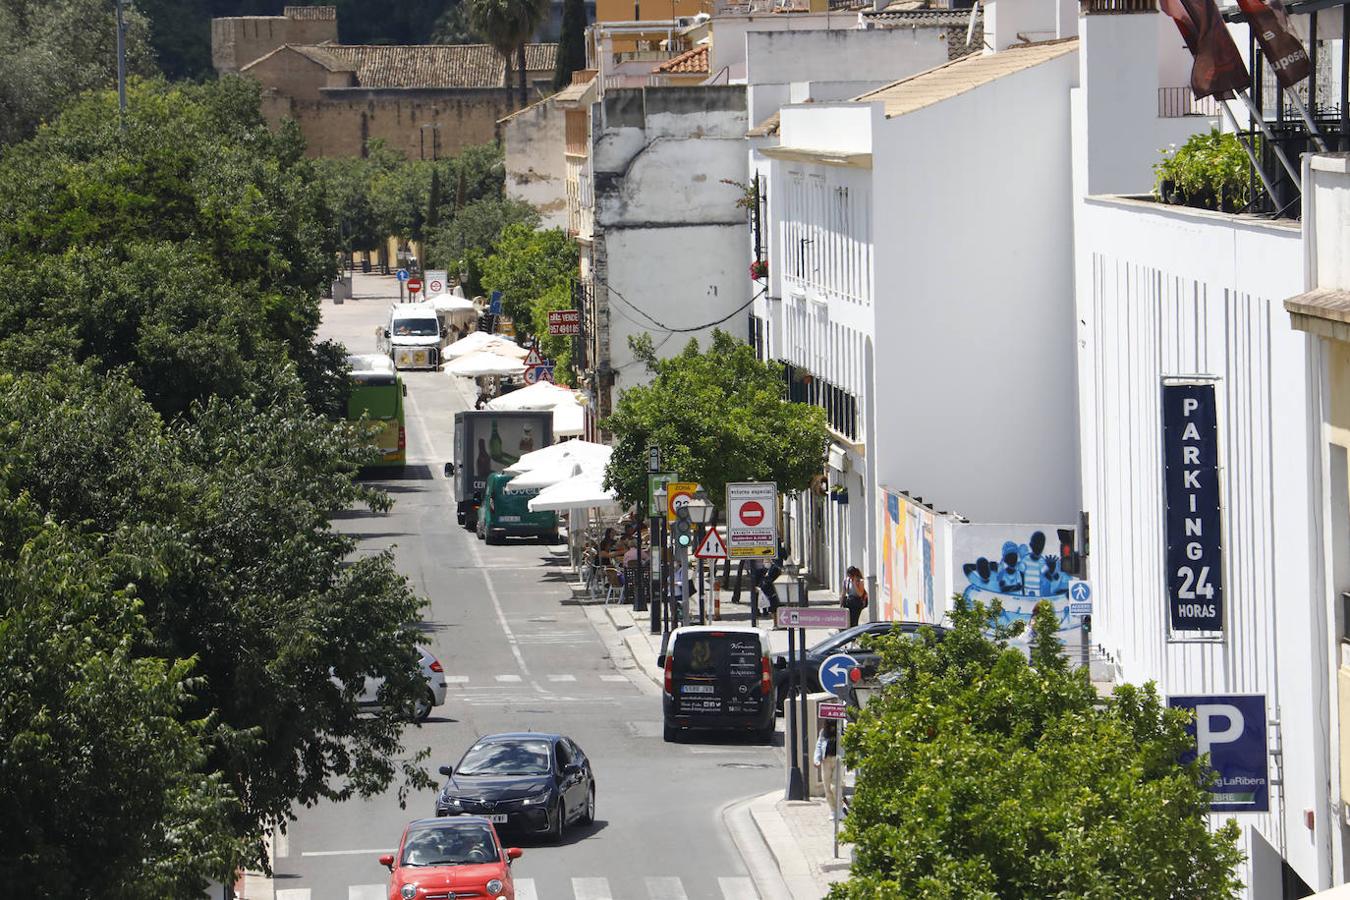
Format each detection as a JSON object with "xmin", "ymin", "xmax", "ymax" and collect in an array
[{"xmin": 377, "ymin": 302, "xmax": 442, "ymax": 370}]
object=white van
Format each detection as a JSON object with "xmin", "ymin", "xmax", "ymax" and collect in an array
[{"xmin": 378, "ymin": 302, "xmax": 442, "ymax": 370}]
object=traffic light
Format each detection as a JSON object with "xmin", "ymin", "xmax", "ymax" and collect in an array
[
  {"xmin": 1057, "ymin": 527, "xmax": 1081, "ymax": 576},
  {"xmin": 673, "ymin": 511, "xmax": 694, "ymax": 550}
]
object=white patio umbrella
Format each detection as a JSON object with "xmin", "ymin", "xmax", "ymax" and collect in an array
[
  {"xmin": 443, "ymin": 350, "xmax": 526, "ymax": 378},
  {"xmin": 528, "ymin": 473, "xmax": 619, "ymax": 512},
  {"xmin": 428, "ymin": 292, "xmax": 476, "ymax": 314},
  {"xmin": 552, "ymin": 395, "xmax": 586, "ymax": 438},
  {"xmin": 504, "ymin": 460, "xmax": 582, "ymax": 492},
  {"xmin": 443, "ymin": 331, "xmax": 529, "ymax": 360},
  {"xmin": 485, "ymin": 381, "xmax": 576, "ymax": 411},
  {"xmin": 505, "ymin": 440, "xmax": 612, "ymax": 474}
]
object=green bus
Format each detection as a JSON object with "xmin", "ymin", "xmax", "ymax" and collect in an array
[{"xmin": 347, "ymin": 354, "xmax": 406, "ymax": 467}]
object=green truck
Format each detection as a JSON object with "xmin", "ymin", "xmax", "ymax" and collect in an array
[{"xmin": 476, "ymin": 471, "xmax": 559, "ymax": 544}]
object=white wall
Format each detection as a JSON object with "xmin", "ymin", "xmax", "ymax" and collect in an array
[
  {"xmin": 1074, "ymin": 195, "xmax": 1325, "ymax": 892},
  {"xmin": 709, "ymin": 11, "xmax": 859, "ymax": 82},
  {"xmin": 778, "ymin": 102, "xmax": 875, "ymax": 154},
  {"xmin": 745, "ymin": 27, "xmax": 949, "ymax": 87},
  {"xmin": 503, "ymin": 100, "xmax": 569, "ymax": 230},
  {"xmin": 869, "ymin": 50, "xmax": 1082, "ymax": 526}
]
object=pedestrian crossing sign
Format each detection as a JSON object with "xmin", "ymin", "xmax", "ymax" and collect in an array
[{"xmin": 694, "ymin": 527, "xmax": 728, "ymax": 560}]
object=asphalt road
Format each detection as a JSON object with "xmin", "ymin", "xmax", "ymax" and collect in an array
[{"xmin": 272, "ymin": 277, "xmax": 781, "ymax": 900}]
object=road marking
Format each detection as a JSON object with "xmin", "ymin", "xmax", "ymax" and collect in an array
[
  {"xmin": 444, "ymin": 675, "xmax": 470, "ymax": 683},
  {"xmin": 547, "ymin": 674, "xmax": 577, "ymax": 682},
  {"xmin": 645, "ymin": 876, "xmax": 689, "ymax": 899},
  {"xmin": 573, "ymin": 877, "xmax": 613, "ymax": 900},
  {"xmin": 495, "ymin": 674, "xmax": 523, "ymax": 683},
  {"xmin": 600, "ymin": 674, "xmax": 630, "ymax": 683},
  {"xmin": 299, "ymin": 848, "xmax": 395, "ymax": 857},
  {"xmin": 349, "ymin": 886, "xmax": 385, "ymax": 900},
  {"xmin": 401, "ymin": 386, "xmax": 441, "ymax": 461},
  {"xmin": 276, "ymin": 891, "xmax": 310, "ymax": 900},
  {"xmin": 719, "ymin": 876, "xmax": 759, "ymax": 899},
  {"xmin": 514, "ymin": 879, "xmax": 538, "ymax": 900}
]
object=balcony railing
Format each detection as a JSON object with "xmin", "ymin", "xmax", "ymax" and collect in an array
[
  {"xmin": 1079, "ymin": 0, "xmax": 1156, "ymax": 12},
  {"xmin": 1157, "ymin": 86, "xmax": 1221, "ymax": 118}
]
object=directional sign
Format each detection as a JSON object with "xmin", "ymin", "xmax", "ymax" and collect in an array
[
  {"xmin": 776, "ymin": 607, "xmax": 849, "ymax": 630},
  {"xmin": 694, "ymin": 527, "xmax": 727, "ymax": 560},
  {"xmin": 425, "ymin": 270, "xmax": 448, "ymax": 295},
  {"xmin": 396, "ymin": 269, "xmax": 410, "ymax": 282},
  {"xmin": 1068, "ymin": 580, "xmax": 1092, "ymax": 616},
  {"xmin": 818, "ymin": 653, "xmax": 859, "ymax": 698},
  {"xmin": 666, "ymin": 482, "xmax": 698, "ymax": 522},
  {"xmin": 818, "ymin": 702, "xmax": 848, "ymax": 721},
  {"xmin": 726, "ymin": 482, "xmax": 777, "ymax": 558}
]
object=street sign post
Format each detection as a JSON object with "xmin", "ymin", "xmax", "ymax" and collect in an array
[
  {"xmin": 1168, "ymin": 694, "xmax": 1269, "ymax": 812},
  {"xmin": 547, "ymin": 309, "xmax": 582, "ymax": 336},
  {"xmin": 818, "ymin": 653, "xmax": 860, "ymax": 698},
  {"xmin": 407, "ymin": 278, "xmax": 423, "ymax": 295},
  {"xmin": 396, "ymin": 269, "xmax": 410, "ymax": 282},
  {"xmin": 425, "ymin": 270, "xmax": 448, "ymax": 294},
  {"xmin": 489, "ymin": 290, "xmax": 503, "ymax": 315},
  {"xmin": 694, "ymin": 527, "xmax": 727, "ymax": 560},
  {"xmin": 666, "ymin": 482, "xmax": 698, "ymax": 522},
  {"xmin": 774, "ymin": 607, "xmax": 849, "ymax": 630},
  {"xmin": 726, "ymin": 482, "xmax": 778, "ymax": 558},
  {"xmin": 818, "ymin": 702, "xmax": 847, "ymax": 720}
]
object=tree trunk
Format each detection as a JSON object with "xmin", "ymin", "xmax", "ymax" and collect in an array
[{"xmin": 517, "ymin": 42, "xmax": 528, "ymax": 109}]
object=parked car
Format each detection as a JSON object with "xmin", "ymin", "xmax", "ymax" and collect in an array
[
  {"xmin": 659, "ymin": 625, "xmax": 776, "ymax": 743},
  {"xmin": 333, "ymin": 646, "xmax": 447, "ymax": 723},
  {"xmin": 771, "ymin": 620, "xmax": 946, "ymax": 712},
  {"xmin": 435, "ymin": 732, "xmax": 596, "ymax": 842},
  {"xmin": 477, "ymin": 472, "xmax": 559, "ymax": 544},
  {"xmin": 378, "ymin": 816, "xmax": 522, "ymax": 900}
]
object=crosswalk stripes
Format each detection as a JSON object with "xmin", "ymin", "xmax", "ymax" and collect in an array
[
  {"xmin": 281, "ymin": 876, "xmax": 757, "ymax": 900},
  {"xmin": 572, "ymin": 876, "xmax": 612, "ymax": 900},
  {"xmin": 441, "ymin": 673, "xmax": 635, "ymax": 686},
  {"xmin": 599, "ymin": 674, "xmax": 630, "ymax": 682},
  {"xmin": 547, "ymin": 674, "xmax": 578, "ymax": 682},
  {"xmin": 348, "ymin": 885, "xmax": 384, "ymax": 900},
  {"xmin": 645, "ymin": 875, "xmax": 689, "ymax": 899},
  {"xmin": 515, "ymin": 880, "xmax": 540, "ymax": 900},
  {"xmin": 444, "ymin": 675, "xmax": 470, "ymax": 683},
  {"xmin": 718, "ymin": 876, "xmax": 758, "ymax": 900},
  {"xmin": 494, "ymin": 674, "xmax": 523, "ymax": 683}
]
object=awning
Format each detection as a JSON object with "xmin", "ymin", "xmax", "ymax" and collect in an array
[
  {"xmin": 443, "ymin": 331, "xmax": 529, "ymax": 360},
  {"xmin": 1285, "ymin": 287, "xmax": 1350, "ymax": 342},
  {"xmin": 443, "ymin": 350, "xmax": 526, "ymax": 378},
  {"xmin": 528, "ymin": 473, "xmax": 619, "ymax": 512},
  {"xmin": 506, "ymin": 440, "xmax": 612, "ymax": 474},
  {"xmin": 486, "ymin": 381, "xmax": 577, "ymax": 411}
]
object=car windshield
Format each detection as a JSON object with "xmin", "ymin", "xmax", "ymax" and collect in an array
[
  {"xmin": 392, "ymin": 318, "xmax": 438, "ymax": 337},
  {"xmin": 457, "ymin": 739, "xmax": 551, "ymax": 776},
  {"xmin": 400, "ymin": 824, "xmax": 496, "ymax": 867},
  {"xmin": 808, "ymin": 625, "xmax": 870, "ymax": 656}
]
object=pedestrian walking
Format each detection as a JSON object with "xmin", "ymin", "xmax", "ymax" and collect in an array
[
  {"xmin": 814, "ymin": 720, "xmax": 841, "ymax": 819},
  {"xmin": 840, "ymin": 566, "xmax": 869, "ymax": 627}
]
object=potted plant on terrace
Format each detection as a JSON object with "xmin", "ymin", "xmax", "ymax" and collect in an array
[{"xmin": 1153, "ymin": 129, "xmax": 1251, "ymax": 213}]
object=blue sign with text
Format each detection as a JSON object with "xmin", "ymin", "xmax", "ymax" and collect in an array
[
  {"xmin": 489, "ymin": 290, "xmax": 503, "ymax": 315},
  {"xmin": 1169, "ymin": 694, "xmax": 1268, "ymax": 812},
  {"xmin": 1162, "ymin": 382, "xmax": 1224, "ymax": 632}
]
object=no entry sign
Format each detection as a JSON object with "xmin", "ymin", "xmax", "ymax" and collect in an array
[
  {"xmin": 407, "ymin": 278, "xmax": 423, "ymax": 294},
  {"xmin": 726, "ymin": 482, "xmax": 777, "ymax": 558}
]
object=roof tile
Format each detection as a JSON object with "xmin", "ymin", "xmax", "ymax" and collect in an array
[{"xmin": 654, "ymin": 45, "xmax": 709, "ymax": 74}]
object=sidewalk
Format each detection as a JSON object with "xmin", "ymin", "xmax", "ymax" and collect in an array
[{"xmin": 595, "ymin": 584, "xmax": 854, "ymax": 900}]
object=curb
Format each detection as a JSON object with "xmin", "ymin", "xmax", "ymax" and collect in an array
[
  {"xmin": 723, "ymin": 793, "xmax": 794, "ymax": 900},
  {"xmin": 748, "ymin": 795, "xmax": 831, "ymax": 900}
]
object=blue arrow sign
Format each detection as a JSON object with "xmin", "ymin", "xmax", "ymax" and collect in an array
[
  {"xmin": 818, "ymin": 653, "xmax": 859, "ymax": 699},
  {"xmin": 396, "ymin": 269, "xmax": 410, "ymax": 282}
]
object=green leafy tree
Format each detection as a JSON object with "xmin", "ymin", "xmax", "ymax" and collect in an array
[
  {"xmin": 478, "ymin": 223, "xmax": 574, "ymax": 322},
  {"xmin": 603, "ymin": 331, "xmax": 831, "ymax": 509},
  {"xmin": 427, "ymin": 197, "xmax": 540, "ymax": 273},
  {"xmin": 468, "ymin": 0, "xmax": 550, "ymax": 108},
  {"xmin": 832, "ymin": 599, "xmax": 1245, "ymax": 899},
  {"xmin": 553, "ymin": 0, "xmax": 587, "ymax": 90},
  {"xmin": 0, "ymin": 0, "xmax": 157, "ymax": 146},
  {"xmin": 433, "ymin": 0, "xmax": 483, "ymax": 43}
]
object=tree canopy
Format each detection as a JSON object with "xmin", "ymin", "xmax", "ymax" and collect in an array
[
  {"xmin": 0, "ymin": 78, "xmax": 430, "ymax": 894},
  {"xmin": 603, "ymin": 331, "xmax": 831, "ymax": 510},
  {"xmin": 832, "ymin": 599, "xmax": 1244, "ymax": 899}
]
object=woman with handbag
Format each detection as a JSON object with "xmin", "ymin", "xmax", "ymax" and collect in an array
[{"xmin": 840, "ymin": 566, "xmax": 869, "ymax": 627}]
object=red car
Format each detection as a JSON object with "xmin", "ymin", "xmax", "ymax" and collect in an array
[{"xmin": 379, "ymin": 816, "xmax": 523, "ymax": 900}]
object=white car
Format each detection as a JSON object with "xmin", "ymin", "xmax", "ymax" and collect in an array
[
  {"xmin": 333, "ymin": 646, "xmax": 447, "ymax": 723},
  {"xmin": 377, "ymin": 302, "xmax": 442, "ymax": 370}
]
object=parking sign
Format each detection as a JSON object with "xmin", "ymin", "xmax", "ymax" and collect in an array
[{"xmin": 1168, "ymin": 694, "xmax": 1269, "ymax": 812}]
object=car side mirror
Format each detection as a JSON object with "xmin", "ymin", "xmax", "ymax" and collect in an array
[
  {"xmin": 402, "ymin": 383, "xmax": 408, "ymax": 397},
  {"xmin": 507, "ymin": 847, "xmax": 523, "ymax": 860},
  {"xmin": 438, "ymin": 765, "xmax": 453, "ymax": 777},
  {"xmin": 444, "ymin": 463, "xmax": 455, "ymax": 478},
  {"xmin": 382, "ymin": 328, "xmax": 390, "ymax": 339},
  {"xmin": 564, "ymin": 763, "xmax": 582, "ymax": 776},
  {"xmin": 656, "ymin": 654, "xmax": 666, "ymax": 668},
  {"xmin": 379, "ymin": 853, "xmax": 394, "ymax": 870}
]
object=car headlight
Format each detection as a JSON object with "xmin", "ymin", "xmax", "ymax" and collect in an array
[
  {"xmin": 400, "ymin": 884, "xmax": 418, "ymax": 900},
  {"xmin": 519, "ymin": 789, "xmax": 550, "ymax": 806},
  {"xmin": 439, "ymin": 791, "xmax": 462, "ymax": 809},
  {"xmin": 486, "ymin": 879, "xmax": 504, "ymax": 894}
]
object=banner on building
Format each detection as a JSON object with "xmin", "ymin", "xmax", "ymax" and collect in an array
[
  {"xmin": 879, "ymin": 489, "xmax": 941, "ymax": 624},
  {"xmin": 1168, "ymin": 694, "xmax": 1269, "ymax": 812},
  {"xmin": 1162, "ymin": 0, "xmax": 1252, "ymax": 99},
  {"xmin": 1236, "ymin": 0, "xmax": 1311, "ymax": 89},
  {"xmin": 1162, "ymin": 381, "xmax": 1225, "ymax": 632}
]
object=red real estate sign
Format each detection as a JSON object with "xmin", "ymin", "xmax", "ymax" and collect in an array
[{"xmin": 547, "ymin": 309, "xmax": 582, "ymax": 336}]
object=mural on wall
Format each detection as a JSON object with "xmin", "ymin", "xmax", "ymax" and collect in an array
[
  {"xmin": 879, "ymin": 489, "xmax": 938, "ymax": 623},
  {"xmin": 956, "ymin": 525, "xmax": 1085, "ymax": 640}
]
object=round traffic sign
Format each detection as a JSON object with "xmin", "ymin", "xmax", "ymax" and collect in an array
[
  {"xmin": 738, "ymin": 500, "xmax": 765, "ymax": 527},
  {"xmin": 819, "ymin": 653, "xmax": 859, "ymax": 698},
  {"xmin": 407, "ymin": 278, "xmax": 423, "ymax": 293},
  {"xmin": 428, "ymin": 277, "xmax": 445, "ymax": 293}
]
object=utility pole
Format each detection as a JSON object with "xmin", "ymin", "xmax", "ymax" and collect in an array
[{"xmin": 115, "ymin": 0, "xmax": 127, "ymax": 127}]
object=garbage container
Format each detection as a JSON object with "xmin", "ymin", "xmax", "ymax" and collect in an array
[{"xmin": 361, "ymin": 258, "xmax": 371, "ymax": 274}]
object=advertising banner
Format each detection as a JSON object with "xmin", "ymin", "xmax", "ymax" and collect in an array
[
  {"xmin": 1162, "ymin": 381, "xmax": 1225, "ymax": 632},
  {"xmin": 1168, "ymin": 694, "xmax": 1269, "ymax": 812},
  {"xmin": 726, "ymin": 482, "xmax": 777, "ymax": 558}
]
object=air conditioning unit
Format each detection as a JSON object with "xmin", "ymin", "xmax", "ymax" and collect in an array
[{"xmin": 675, "ymin": 11, "xmax": 710, "ymax": 27}]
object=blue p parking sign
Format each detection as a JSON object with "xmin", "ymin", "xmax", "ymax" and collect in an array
[{"xmin": 1168, "ymin": 694, "xmax": 1269, "ymax": 812}]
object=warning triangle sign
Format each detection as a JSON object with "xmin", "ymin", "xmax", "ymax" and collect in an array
[
  {"xmin": 523, "ymin": 347, "xmax": 544, "ymax": 367},
  {"xmin": 694, "ymin": 526, "xmax": 728, "ymax": 560}
]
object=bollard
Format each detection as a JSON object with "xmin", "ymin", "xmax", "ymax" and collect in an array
[{"xmin": 713, "ymin": 579, "xmax": 721, "ymax": 620}]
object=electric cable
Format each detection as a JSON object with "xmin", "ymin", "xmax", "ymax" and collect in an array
[{"xmin": 602, "ymin": 281, "xmax": 767, "ymax": 334}]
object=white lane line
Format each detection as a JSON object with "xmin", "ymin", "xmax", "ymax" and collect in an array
[
  {"xmin": 719, "ymin": 876, "xmax": 759, "ymax": 899},
  {"xmin": 645, "ymin": 876, "xmax": 689, "ymax": 900},
  {"xmin": 495, "ymin": 674, "xmax": 523, "ymax": 683},
  {"xmin": 445, "ymin": 675, "xmax": 470, "ymax": 683},
  {"xmin": 514, "ymin": 878, "xmax": 538, "ymax": 900},
  {"xmin": 276, "ymin": 891, "xmax": 310, "ymax": 900},
  {"xmin": 299, "ymin": 848, "xmax": 395, "ymax": 857},
  {"xmin": 573, "ymin": 877, "xmax": 614, "ymax": 900},
  {"xmin": 349, "ymin": 886, "xmax": 385, "ymax": 900},
  {"xmin": 547, "ymin": 674, "xmax": 577, "ymax": 682},
  {"xmin": 600, "ymin": 674, "xmax": 630, "ymax": 683},
  {"xmin": 401, "ymin": 386, "xmax": 441, "ymax": 462}
]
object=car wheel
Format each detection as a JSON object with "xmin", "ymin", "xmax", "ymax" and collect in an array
[
  {"xmin": 579, "ymin": 783, "xmax": 596, "ymax": 825},
  {"xmin": 485, "ymin": 530, "xmax": 502, "ymax": 545},
  {"xmin": 548, "ymin": 798, "xmax": 566, "ymax": 843},
  {"xmin": 663, "ymin": 723, "xmax": 681, "ymax": 743},
  {"xmin": 412, "ymin": 688, "xmax": 434, "ymax": 723}
]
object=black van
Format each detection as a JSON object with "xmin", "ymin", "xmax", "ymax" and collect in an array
[{"xmin": 659, "ymin": 626, "xmax": 775, "ymax": 743}]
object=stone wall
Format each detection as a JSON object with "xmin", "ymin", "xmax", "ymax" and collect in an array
[
  {"xmin": 503, "ymin": 100, "xmax": 569, "ymax": 230},
  {"xmin": 264, "ymin": 89, "xmax": 518, "ymax": 158},
  {"xmin": 211, "ymin": 15, "xmax": 338, "ymax": 74}
]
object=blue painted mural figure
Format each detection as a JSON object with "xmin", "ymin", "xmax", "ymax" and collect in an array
[{"xmin": 962, "ymin": 530, "xmax": 1081, "ymax": 641}]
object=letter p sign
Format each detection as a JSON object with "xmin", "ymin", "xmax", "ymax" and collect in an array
[
  {"xmin": 1195, "ymin": 703, "xmax": 1244, "ymax": 758},
  {"xmin": 1183, "ymin": 397, "xmax": 1199, "ymax": 416}
]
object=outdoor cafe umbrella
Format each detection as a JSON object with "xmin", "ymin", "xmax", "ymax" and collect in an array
[
  {"xmin": 427, "ymin": 292, "xmax": 477, "ymax": 314},
  {"xmin": 443, "ymin": 331, "xmax": 529, "ymax": 360},
  {"xmin": 552, "ymin": 395, "xmax": 586, "ymax": 438},
  {"xmin": 504, "ymin": 460, "xmax": 582, "ymax": 492},
  {"xmin": 505, "ymin": 440, "xmax": 612, "ymax": 474},
  {"xmin": 485, "ymin": 380, "xmax": 575, "ymax": 411},
  {"xmin": 527, "ymin": 472, "xmax": 619, "ymax": 512},
  {"xmin": 443, "ymin": 350, "xmax": 526, "ymax": 378}
]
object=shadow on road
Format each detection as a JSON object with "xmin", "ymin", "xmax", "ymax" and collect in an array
[
  {"xmin": 507, "ymin": 818, "xmax": 610, "ymax": 849},
  {"xmin": 359, "ymin": 464, "xmax": 434, "ymax": 482}
]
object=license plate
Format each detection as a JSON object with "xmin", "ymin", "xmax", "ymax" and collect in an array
[
  {"xmin": 485, "ymin": 814, "xmax": 508, "ymax": 823},
  {"xmin": 499, "ymin": 515, "xmax": 521, "ymax": 522},
  {"xmin": 681, "ymin": 685, "xmax": 715, "ymax": 694}
]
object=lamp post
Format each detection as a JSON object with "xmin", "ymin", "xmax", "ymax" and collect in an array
[
  {"xmin": 685, "ymin": 494, "xmax": 714, "ymax": 625},
  {"xmin": 652, "ymin": 487, "xmax": 668, "ymax": 635}
]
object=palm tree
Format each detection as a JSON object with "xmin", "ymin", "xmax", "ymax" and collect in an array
[{"xmin": 468, "ymin": 0, "xmax": 551, "ymax": 109}]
